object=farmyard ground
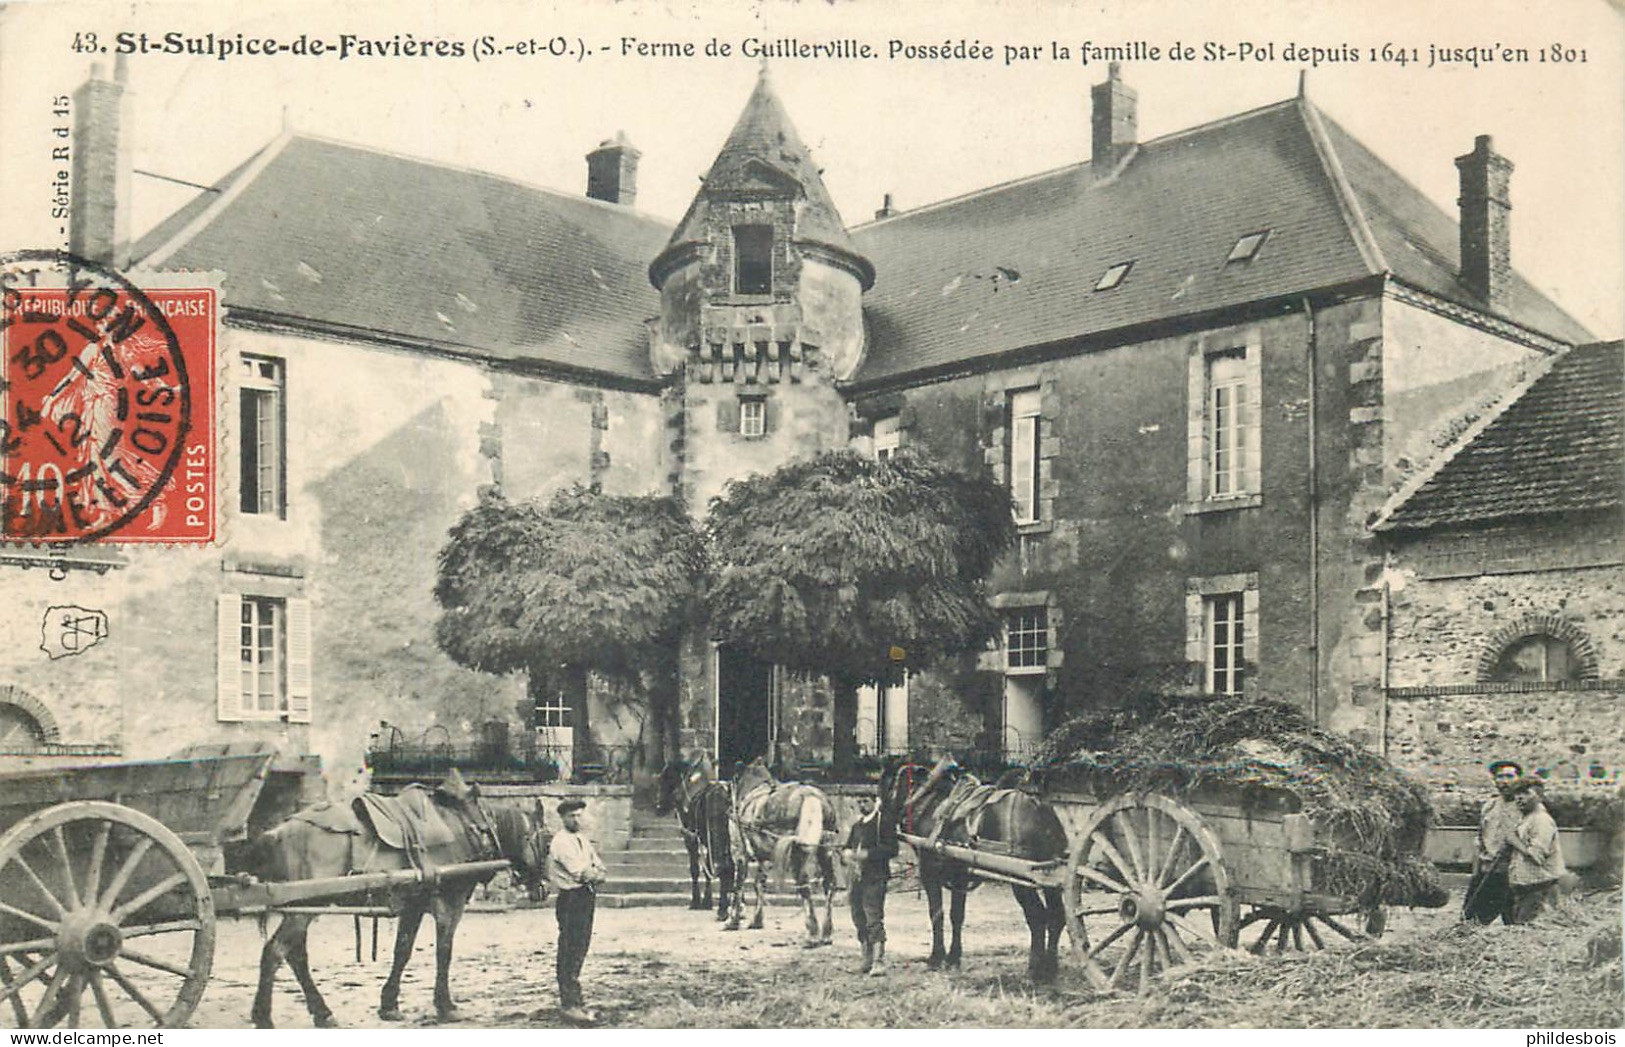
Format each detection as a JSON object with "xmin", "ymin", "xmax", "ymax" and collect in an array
[{"xmin": 194, "ymin": 883, "xmax": 1622, "ymax": 1029}]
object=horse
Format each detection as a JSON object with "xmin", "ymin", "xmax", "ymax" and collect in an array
[
  {"xmin": 724, "ymin": 758, "xmax": 840, "ymax": 945},
  {"xmin": 655, "ymin": 751, "xmax": 737, "ymax": 917},
  {"xmin": 242, "ymin": 773, "xmax": 548, "ymax": 1028},
  {"xmin": 883, "ymin": 757, "xmax": 1069, "ymax": 982}
]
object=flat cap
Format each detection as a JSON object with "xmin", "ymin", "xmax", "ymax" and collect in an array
[{"xmin": 557, "ymin": 798, "xmax": 587, "ymax": 815}]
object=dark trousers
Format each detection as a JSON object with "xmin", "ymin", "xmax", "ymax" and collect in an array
[
  {"xmin": 849, "ymin": 872, "xmax": 888, "ymax": 945},
  {"xmin": 556, "ymin": 886, "xmax": 596, "ymax": 1007},
  {"xmin": 1509, "ymin": 880, "xmax": 1558, "ymax": 925},
  {"xmin": 1462, "ymin": 863, "xmax": 1512, "ymax": 925}
]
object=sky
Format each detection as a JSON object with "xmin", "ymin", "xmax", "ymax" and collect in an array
[{"xmin": 1, "ymin": 0, "xmax": 1621, "ymax": 339}]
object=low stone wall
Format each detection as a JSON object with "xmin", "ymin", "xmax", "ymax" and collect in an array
[
  {"xmin": 481, "ymin": 783, "xmax": 633, "ymax": 854},
  {"xmin": 1385, "ymin": 682, "xmax": 1625, "ymax": 791}
]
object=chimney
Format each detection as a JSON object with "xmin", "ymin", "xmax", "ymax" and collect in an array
[
  {"xmin": 874, "ymin": 193, "xmax": 896, "ymax": 220},
  {"xmin": 1455, "ymin": 134, "xmax": 1513, "ymax": 306},
  {"xmin": 1090, "ymin": 62, "xmax": 1137, "ymax": 176},
  {"xmin": 70, "ymin": 57, "xmax": 133, "ymax": 268},
  {"xmin": 586, "ymin": 132, "xmax": 640, "ymax": 206}
]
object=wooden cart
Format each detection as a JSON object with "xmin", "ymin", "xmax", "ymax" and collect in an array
[
  {"xmin": 0, "ymin": 747, "xmax": 509, "ymax": 1029},
  {"xmin": 901, "ymin": 780, "xmax": 1389, "ymax": 992}
]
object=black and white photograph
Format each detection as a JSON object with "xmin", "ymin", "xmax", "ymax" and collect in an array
[{"xmin": 0, "ymin": 0, "xmax": 1620, "ymax": 1033}]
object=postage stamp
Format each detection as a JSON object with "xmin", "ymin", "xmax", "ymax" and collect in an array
[{"xmin": 0, "ymin": 251, "xmax": 216, "ymax": 543}]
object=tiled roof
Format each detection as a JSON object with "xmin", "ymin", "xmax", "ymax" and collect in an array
[
  {"xmin": 850, "ymin": 98, "xmax": 1590, "ymax": 386},
  {"xmin": 133, "ymin": 135, "xmax": 672, "ymax": 384},
  {"xmin": 1377, "ymin": 341, "xmax": 1623, "ymax": 532}
]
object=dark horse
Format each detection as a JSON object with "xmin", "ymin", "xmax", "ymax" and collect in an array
[
  {"xmin": 726, "ymin": 758, "xmax": 840, "ymax": 943},
  {"xmin": 656, "ymin": 751, "xmax": 736, "ymax": 917},
  {"xmin": 244, "ymin": 776, "xmax": 548, "ymax": 1027},
  {"xmin": 883, "ymin": 758, "xmax": 1069, "ymax": 982}
]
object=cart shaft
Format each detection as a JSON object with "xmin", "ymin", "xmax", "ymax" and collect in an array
[
  {"xmin": 900, "ymin": 832, "xmax": 1066, "ymax": 889},
  {"xmin": 216, "ymin": 859, "xmax": 511, "ymax": 913}
]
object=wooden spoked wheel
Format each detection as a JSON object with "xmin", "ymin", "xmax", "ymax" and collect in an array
[
  {"xmin": 0, "ymin": 802, "xmax": 215, "ymax": 1028},
  {"xmin": 1235, "ymin": 904, "xmax": 1379, "ymax": 954},
  {"xmin": 1064, "ymin": 794, "xmax": 1237, "ymax": 993}
]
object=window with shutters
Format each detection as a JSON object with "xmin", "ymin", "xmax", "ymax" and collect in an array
[
  {"xmin": 740, "ymin": 399, "xmax": 766, "ymax": 438},
  {"xmin": 1008, "ymin": 389, "xmax": 1041, "ymax": 523},
  {"xmin": 1187, "ymin": 335, "xmax": 1262, "ymax": 510},
  {"xmin": 218, "ymin": 593, "xmax": 311, "ymax": 723},
  {"xmin": 240, "ymin": 356, "xmax": 285, "ymax": 517}
]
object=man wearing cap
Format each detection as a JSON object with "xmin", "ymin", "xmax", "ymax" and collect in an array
[
  {"xmin": 1505, "ymin": 778, "xmax": 1566, "ymax": 924},
  {"xmin": 548, "ymin": 798, "xmax": 607, "ymax": 1024},
  {"xmin": 1463, "ymin": 759, "xmax": 1523, "ymax": 924}
]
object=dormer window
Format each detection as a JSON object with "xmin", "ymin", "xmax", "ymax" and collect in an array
[
  {"xmin": 1095, "ymin": 261, "xmax": 1133, "ymax": 291},
  {"xmin": 733, "ymin": 225, "xmax": 774, "ymax": 295},
  {"xmin": 1226, "ymin": 230, "xmax": 1269, "ymax": 264}
]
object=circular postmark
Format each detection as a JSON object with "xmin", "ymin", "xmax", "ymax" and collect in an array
[{"xmin": 0, "ymin": 250, "xmax": 192, "ymax": 543}]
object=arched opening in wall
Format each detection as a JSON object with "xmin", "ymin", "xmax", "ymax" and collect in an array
[
  {"xmin": 1479, "ymin": 616, "xmax": 1600, "ymax": 683},
  {"xmin": 0, "ymin": 691, "xmax": 59, "ymax": 753}
]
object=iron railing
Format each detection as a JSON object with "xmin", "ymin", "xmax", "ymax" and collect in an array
[{"xmin": 365, "ymin": 726, "xmax": 638, "ymax": 785}]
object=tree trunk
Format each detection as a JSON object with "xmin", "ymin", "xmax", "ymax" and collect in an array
[{"xmin": 830, "ymin": 671, "xmax": 858, "ymax": 780}]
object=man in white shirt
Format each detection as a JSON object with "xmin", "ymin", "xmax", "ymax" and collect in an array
[{"xmin": 547, "ymin": 798, "xmax": 607, "ymax": 1024}]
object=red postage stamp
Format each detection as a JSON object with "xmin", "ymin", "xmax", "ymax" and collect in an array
[{"xmin": 1, "ymin": 251, "xmax": 216, "ymax": 544}]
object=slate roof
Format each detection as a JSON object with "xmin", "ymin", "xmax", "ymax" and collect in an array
[
  {"xmin": 133, "ymin": 90, "xmax": 1590, "ymax": 388},
  {"xmin": 849, "ymin": 97, "xmax": 1591, "ymax": 386},
  {"xmin": 1376, "ymin": 341, "xmax": 1623, "ymax": 532},
  {"xmin": 657, "ymin": 70, "xmax": 870, "ymax": 286},
  {"xmin": 133, "ymin": 135, "xmax": 673, "ymax": 384}
]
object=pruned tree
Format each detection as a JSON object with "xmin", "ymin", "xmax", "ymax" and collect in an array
[
  {"xmin": 433, "ymin": 486, "xmax": 707, "ymax": 768},
  {"xmin": 706, "ymin": 449, "xmax": 1017, "ymax": 775}
]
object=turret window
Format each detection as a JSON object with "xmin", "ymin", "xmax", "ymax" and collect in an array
[{"xmin": 733, "ymin": 225, "xmax": 774, "ymax": 295}]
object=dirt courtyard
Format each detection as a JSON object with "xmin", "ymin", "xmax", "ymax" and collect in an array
[{"xmin": 190, "ymin": 885, "xmax": 1469, "ymax": 1029}]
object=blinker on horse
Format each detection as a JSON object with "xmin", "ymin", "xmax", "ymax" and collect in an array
[
  {"xmin": 657, "ymin": 751, "xmax": 733, "ymax": 917},
  {"xmin": 883, "ymin": 758, "xmax": 1069, "ymax": 982},
  {"xmin": 244, "ymin": 770, "xmax": 548, "ymax": 1028},
  {"xmin": 660, "ymin": 755, "xmax": 840, "ymax": 943}
]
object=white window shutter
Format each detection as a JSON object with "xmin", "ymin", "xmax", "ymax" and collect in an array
[
  {"xmin": 286, "ymin": 597, "xmax": 313, "ymax": 724},
  {"xmin": 217, "ymin": 594, "xmax": 242, "ymax": 722}
]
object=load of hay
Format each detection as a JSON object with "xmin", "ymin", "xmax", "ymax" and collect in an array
[{"xmin": 1032, "ymin": 693, "xmax": 1448, "ymax": 909}]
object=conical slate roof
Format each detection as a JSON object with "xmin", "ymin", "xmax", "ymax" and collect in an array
[{"xmin": 657, "ymin": 69, "xmax": 871, "ymax": 287}]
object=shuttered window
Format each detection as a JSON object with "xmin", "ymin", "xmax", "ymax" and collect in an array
[
  {"xmin": 240, "ymin": 356, "xmax": 285, "ymax": 517},
  {"xmin": 1008, "ymin": 389, "xmax": 1041, "ymax": 523},
  {"xmin": 217, "ymin": 593, "xmax": 311, "ymax": 723}
]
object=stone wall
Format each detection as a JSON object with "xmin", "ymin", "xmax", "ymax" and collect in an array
[
  {"xmin": 855, "ymin": 298, "xmax": 1385, "ymax": 745},
  {"xmin": 1384, "ymin": 516, "xmax": 1625, "ymax": 687},
  {"xmin": 0, "ymin": 322, "xmax": 669, "ymax": 793},
  {"xmin": 1381, "ymin": 512, "xmax": 1625, "ymax": 792},
  {"xmin": 1386, "ymin": 683, "xmax": 1625, "ymax": 791}
]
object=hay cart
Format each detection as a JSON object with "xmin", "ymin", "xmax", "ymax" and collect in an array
[
  {"xmin": 0, "ymin": 747, "xmax": 510, "ymax": 1028},
  {"xmin": 900, "ymin": 780, "xmax": 1386, "ymax": 992}
]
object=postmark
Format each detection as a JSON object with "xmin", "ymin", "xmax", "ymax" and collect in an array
[{"xmin": 0, "ymin": 250, "xmax": 216, "ymax": 543}]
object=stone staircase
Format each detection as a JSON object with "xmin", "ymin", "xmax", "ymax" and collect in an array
[{"xmin": 597, "ymin": 806, "xmax": 698, "ymax": 909}]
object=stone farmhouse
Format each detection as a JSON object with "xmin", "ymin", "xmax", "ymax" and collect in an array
[{"xmin": 2, "ymin": 61, "xmax": 1617, "ymax": 797}]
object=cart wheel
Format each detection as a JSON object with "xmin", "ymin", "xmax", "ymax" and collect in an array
[
  {"xmin": 1235, "ymin": 904, "xmax": 1378, "ymax": 953},
  {"xmin": 1064, "ymin": 793, "xmax": 1237, "ymax": 993},
  {"xmin": 0, "ymin": 802, "xmax": 215, "ymax": 1028}
]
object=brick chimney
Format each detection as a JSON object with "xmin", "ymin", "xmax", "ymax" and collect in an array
[
  {"xmin": 1091, "ymin": 62, "xmax": 1137, "ymax": 176},
  {"xmin": 1455, "ymin": 134, "xmax": 1513, "ymax": 306},
  {"xmin": 586, "ymin": 132, "xmax": 640, "ymax": 206},
  {"xmin": 70, "ymin": 57, "xmax": 133, "ymax": 268}
]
